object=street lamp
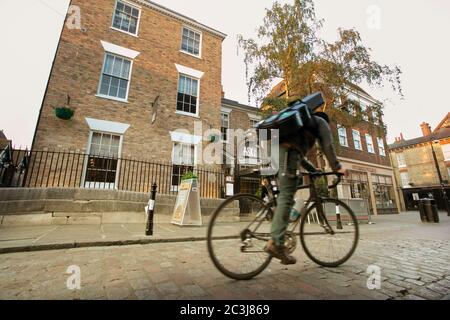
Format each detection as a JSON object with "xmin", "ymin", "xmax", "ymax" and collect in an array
[{"xmin": 430, "ymin": 140, "xmax": 450, "ymax": 216}]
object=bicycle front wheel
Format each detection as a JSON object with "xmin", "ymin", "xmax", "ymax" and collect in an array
[
  {"xmin": 207, "ymin": 194, "xmax": 272, "ymax": 280},
  {"xmin": 300, "ymin": 198, "xmax": 359, "ymax": 267}
]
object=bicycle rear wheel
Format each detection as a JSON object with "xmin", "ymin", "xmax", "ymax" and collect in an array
[
  {"xmin": 300, "ymin": 198, "xmax": 359, "ymax": 267},
  {"xmin": 207, "ymin": 194, "xmax": 272, "ymax": 280}
]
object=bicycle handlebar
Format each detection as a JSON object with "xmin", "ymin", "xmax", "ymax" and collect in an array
[{"xmin": 301, "ymin": 171, "xmax": 344, "ymax": 189}]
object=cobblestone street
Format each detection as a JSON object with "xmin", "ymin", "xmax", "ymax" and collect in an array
[{"xmin": 0, "ymin": 212, "xmax": 449, "ymax": 300}]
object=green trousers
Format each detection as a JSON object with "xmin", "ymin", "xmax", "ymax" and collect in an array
[{"xmin": 271, "ymin": 146, "xmax": 301, "ymax": 246}]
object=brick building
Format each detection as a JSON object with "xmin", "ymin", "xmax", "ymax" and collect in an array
[
  {"xmin": 267, "ymin": 81, "xmax": 400, "ymax": 215},
  {"xmin": 30, "ymin": 0, "xmax": 226, "ymax": 195},
  {"xmin": 388, "ymin": 113, "xmax": 450, "ymax": 211}
]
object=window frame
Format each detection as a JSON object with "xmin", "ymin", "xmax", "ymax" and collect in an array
[
  {"xmin": 365, "ymin": 133, "xmax": 375, "ymax": 154},
  {"xmin": 400, "ymin": 171, "xmax": 410, "ymax": 187},
  {"xmin": 337, "ymin": 125, "xmax": 349, "ymax": 147},
  {"xmin": 377, "ymin": 137, "xmax": 386, "ymax": 156},
  {"xmin": 180, "ymin": 26, "xmax": 202, "ymax": 59},
  {"xmin": 220, "ymin": 111, "xmax": 230, "ymax": 142},
  {"xmin": 397, "ymin": 152, "xmax": 406, "ymax": 167},
  {"xmin": 97, "ymin": 52, "xmax": 134, "ymax": 103},
  {"xmin": 175, "ymin": 73, "xmax": 200, "ymax": 117},
  {"xmin": 82, "ymin": 130, "xmax": 124, "ymax": 190},
  {"xmin": 352, "ymin": 129, "xmax": 362, "ymax": 151},
  {"xmin": 110, "ymin": 0, "xmax": 142, "ymax": 37}
]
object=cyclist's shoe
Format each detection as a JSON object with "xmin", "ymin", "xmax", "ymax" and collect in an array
[{"xmin": 264, "ymin": 239, "xmax": 297, "ymax": 265}]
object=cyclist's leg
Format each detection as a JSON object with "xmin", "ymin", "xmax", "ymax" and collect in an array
[{"xmin": 270, "ymin": 146, "xmax": 299, "ymax": 247}]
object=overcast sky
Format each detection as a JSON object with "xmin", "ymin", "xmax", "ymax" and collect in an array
[{"xmin": 1, "ymin": 0, "xmax": 449, "ymax": 148}]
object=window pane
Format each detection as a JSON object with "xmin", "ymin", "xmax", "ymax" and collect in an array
[
  {"xmin": 112, "ymin": 56, "xmax": 123, "ymax": 77},
  {"xmin": 178, "ymin": 76, "xmax": 185, "ymax": 93},
  {"xmin": 109, "ymin": 77, "xmax": 119, "ymax": 97},
  {"xmin": 99, "ymin": 75, "xmax": 111, "ymax": 95},
  {"xmin": 132, "ymin": 8, "xmax": 139, "ymax": 18},
  {"xmin": 191, "ymin": 79, "xmax": 198, "ymax": 96},
  {"xmin": 124, "ymin": 4, "xmax": 131, "ymax": 14},
  {"xmin": 121, "ymin": 60, "xmax": 131, "ymax": 79},
  {"xmin": 104, "ymin": 54, "xmax": 114, "ymax": 75},
  {"xmin": 117, "ymin": 2, "xmax": 124, "ymax": 11},
  {"xmin": 118, "ymin": 79, "xmax": 128, "ymax": 98},
  {"xmin": 91, "ymin": 133, "xmax": 101, "ymax": 145}
]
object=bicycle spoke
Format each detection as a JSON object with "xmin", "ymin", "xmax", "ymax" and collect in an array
[{"xmin": 300, "ymin": 199, "xmax": 359, "ymax": 267}]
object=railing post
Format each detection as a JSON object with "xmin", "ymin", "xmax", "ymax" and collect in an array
[{"xmin": 145, "ymin": 182, "xmax": 157, "ymax": 236}]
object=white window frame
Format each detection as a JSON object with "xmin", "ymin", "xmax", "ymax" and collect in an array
[
  {"xmin": 176, "ymin": 74, "xmax": 201, "ymax": 118},
  {"xmin": 397, "ymin": 153, "xmax": 406, "ymax": 168},
  {"xmin": 96, "ymin": 52, "xmax": 133, "ymax": 103},
  {"xmin": 400, "ymin": 171, "xmax": 410, "ymax": 187},
  {"xmin": 96, "ymin": 42, "xmax": 140, "ymax": 103},
  {"xmin": 377, "ymin": 137, "xmax": 386, "ymax": 156},
  {"xmin": 352, "ymin": 130, "xmax": 362, "ymax": 150},
  {"xmin": 110, "ymin": 0, "xmax": 142, "ymax": 37},
  {"xmin": 365, "ymin": 133, "xmax": 375, "ymax": 154},
  {"xmin": 180, "ymin": 26, "xmax": 202, "ymax": 59},
  {"xmin": 81, "ymin": 118, "xmax": 130, "ymax": 190},
  {"xmin": 337, "ymin": 125, "xmax": 348, "ymax": 147}
]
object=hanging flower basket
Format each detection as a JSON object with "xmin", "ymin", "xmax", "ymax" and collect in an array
[{"xmin": 55, "ymin": 107, "xmax": 74, "ymax": 120}]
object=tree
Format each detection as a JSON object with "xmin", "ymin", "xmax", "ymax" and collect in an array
[{"xmin": 238, "ymin": 0, "xmax": 403, "ymax": 130}]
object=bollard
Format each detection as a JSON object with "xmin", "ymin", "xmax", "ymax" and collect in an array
[{"xmin": 146, "ymin": 182, "xmax": 157, "ymax": 236}]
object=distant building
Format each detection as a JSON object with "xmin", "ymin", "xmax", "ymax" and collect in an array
[
  {"xmin": 388, "ymin": 113, "xmax": 450, "ymax": 211},
  {"xmin": 0, "ymin": 130, "xmax": 10, "ymax": 150}
]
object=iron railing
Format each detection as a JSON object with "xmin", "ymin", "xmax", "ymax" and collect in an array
[{"xmin": 0, "ymin": 149, "xmax": 225, "ymax": 199}]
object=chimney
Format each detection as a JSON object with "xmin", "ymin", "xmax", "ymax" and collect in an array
[
  {"xmin": 221, "ymin": 85, "xmax": 225, "ymax": 98},
  {"xmin": 420, "ymin": 122, "xmax": 432, "ymax": 136},
  {"xmin": 400, "ymin": 133, "xmax": 404, "ymax": 141}
]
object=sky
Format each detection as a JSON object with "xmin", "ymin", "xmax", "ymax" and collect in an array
[{"xmin": 1, "ymin": 0, "xmax": 449, "ymax": 149}]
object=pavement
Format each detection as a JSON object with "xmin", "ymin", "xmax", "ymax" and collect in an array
[
  {"xmin": 0, "ymin": 211, "xmax": 449, "ymax": 254},
  {"xmin": 0, "ymin": 211, "xmax": 449, "ymax": 300}
]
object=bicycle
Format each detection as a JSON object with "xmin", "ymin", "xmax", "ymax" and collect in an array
[{"xmin": 207, "ymin": 170, "xmax": 359, "ymax": 280}]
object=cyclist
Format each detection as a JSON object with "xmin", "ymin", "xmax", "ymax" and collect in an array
[{"xmin": 264, "ymin": 110, "xmax": 347, "ymax": 265}]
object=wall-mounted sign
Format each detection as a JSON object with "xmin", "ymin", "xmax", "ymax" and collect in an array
[{"xmin": 171, "ymin": 179, "xmax": 202, "ymax": 226}]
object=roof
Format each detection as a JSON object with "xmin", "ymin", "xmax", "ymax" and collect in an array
[
  {"xmin": 221, "ymin": 98, "xmax": 260, "ymax": 113},
  {"xmin": 388, "ymin": 127, "xmax": 450, "ymax": 150},
  {"xmin": 433, "ymin": 112, "xmax": 450, "ymax": 133},
  {"xmin": 140, "ymin": 1, "xmax": 227, "ymax": 39}
]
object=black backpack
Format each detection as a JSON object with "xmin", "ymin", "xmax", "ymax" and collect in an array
[{"xmin": 255, "ymin": 92, "xmax": 325, "ymax": 141}]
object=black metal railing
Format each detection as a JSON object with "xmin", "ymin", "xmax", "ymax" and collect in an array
[{"xmin": 0, "ymin": 149, "xmax": 225, "ymax": 199}]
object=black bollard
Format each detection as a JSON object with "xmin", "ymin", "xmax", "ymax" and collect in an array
[{"xmin": 146, "ymin": 182, "xmax": 157, "ymax": 236}]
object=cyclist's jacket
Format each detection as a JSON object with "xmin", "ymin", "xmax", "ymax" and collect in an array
[{"xmin": 284, "ymin": 115, "xmax": 342, "ymax": 173}]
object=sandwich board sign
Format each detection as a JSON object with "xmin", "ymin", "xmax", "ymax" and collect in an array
[{"xmin": 171, "ymin": 178, "xmax": 202, "ymax": 226}]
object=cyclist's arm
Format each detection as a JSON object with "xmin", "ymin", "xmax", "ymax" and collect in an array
[
  {"xmin": 300, "ymin": 158, "xmax": 318, "ymax": 173},
  {"xmin": 315, "ymin": 117, "xmax": 342, "ymax": 171}
]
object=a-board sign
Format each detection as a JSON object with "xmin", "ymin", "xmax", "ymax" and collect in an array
[{"xmin": 171, "ymin": 178, "xmax": 202, "ymax": 226}]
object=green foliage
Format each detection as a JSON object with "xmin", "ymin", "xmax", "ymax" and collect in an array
[
  {"xmin": 54, "ymin": 107, "xmax": 74, "ymax": 120},
  {"xmin": 238, "ymin": 0, "xmax": 403, "ymax": 127},
  {"xmin": 314, "ymin": 176, "xmax": 329, "ymax": 198},
  {"xmin": 181, "ymin": 171, "xmax": 198, "ymax": 181},
  {"xmin": 255, "ymin": 186, "xmax": 263, "ymax": 198}
]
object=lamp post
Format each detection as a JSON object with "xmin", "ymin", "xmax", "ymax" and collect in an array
[{"xmin": 430, "ymin": 140, "xmax": 450, "ymax": 216}]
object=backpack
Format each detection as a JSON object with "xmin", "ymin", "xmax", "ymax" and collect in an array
[{"xmin": 255, "ymin": 92, "xmax": 325, "ymax": 142}]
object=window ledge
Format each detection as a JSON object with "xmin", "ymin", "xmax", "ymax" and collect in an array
[
  {"xmin": 180, "ymin": 50, "xmax": 202, "ymax": 60},
  {"xmin": 175, "ymin": 110, "xmax": 200, "ymax": 118},
  {"xmin": 110, "ymin": 26, "xmax": 139, "ymax": 38},
  {"xmin": 96, "ymin": 94, "xmax": 129, "ymax": 104}
]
